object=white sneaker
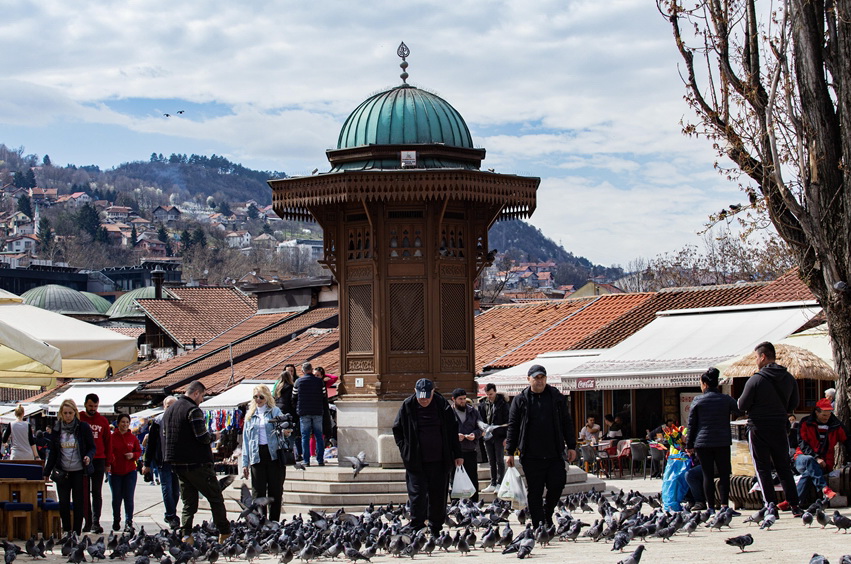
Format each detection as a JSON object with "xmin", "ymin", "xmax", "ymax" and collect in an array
[{"xmin": 482, "ymin": 484, "xmax": 497, "ymax": 494}]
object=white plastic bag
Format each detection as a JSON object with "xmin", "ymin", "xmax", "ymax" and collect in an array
[
  {"xmin": 497, "ymin": 466, "xmax": 528, "ymax": 509},
  {"xmin": 450, "ymin": 466, "xmax": 476, "ymax": 499}
]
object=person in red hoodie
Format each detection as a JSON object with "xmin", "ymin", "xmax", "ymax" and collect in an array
[
  {"xmin": 792, "ymin": 398, "xmax": 851, "ymax": 506},
  {"xmin": 79, "ymin": 393, "xmax": 112, "ymax": 534},
  {"xmin": 109, "ymin": 413, "xmax": 141, "ymax": 532}
]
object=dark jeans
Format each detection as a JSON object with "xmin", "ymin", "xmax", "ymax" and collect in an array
[
  {"xmin": 749, "ymin": 424, "xmax": 799, "ymax": 506},
  {"xmin": 173, "ymin": 462, "xmax": 231, "ymax": 535},
  {"xmin": 457, "ymin": 451, "xmax": 479, "ymax": 502},
  {"xmin": 795, "ymin": 454, "xmax": 827, "ymax": 503},
  {"xmin": 299, "ymin": 415, "xmax": 324, "ymax": 465},
  {"xmin": 695, "ymin": 446, "xmax": 731, "ymax": 508},
  {"xmin": 249, "ymin": 445, "xmax": 285, "ymax": 522},
  {"xmin": 109, "ymin": 471, "xmax": 137, "ymax": 525},
  {"xmin": 521, "ymin": 457, "xmax": 566, "ymax": 528},
  {"xmin": 407, "ymin": 461, "xmax": 450, "ymax": 534},
  {"xmin": 83, "ymin": 458, "xmax": 106, "ymax": 528},
  {"xmin": 685, "ymin": 464, "xmax": 705, "ymax": 503},
  {"xmin": 156, "ymin": 462, "xmax": 180, "ymax": 521},
  {"xmin": 485, "ymin": 439, "xmax": 505, "ymax": 486},
  {"xmin": 57, "ymin": 469, "xmax": 85, "ymax": 534}
]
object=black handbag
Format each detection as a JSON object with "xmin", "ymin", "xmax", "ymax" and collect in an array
[
  {"xmin": 51, "ymin": 468, "xmax": 70, "ymax": 484},
  {"xmin": 278, "ymin": 447, "xmax": 296, "ymax": 466}
]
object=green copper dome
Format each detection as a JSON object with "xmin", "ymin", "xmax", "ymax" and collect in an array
[
  {"xmin": 337, "ymin": 84, "xmax": 474, "ymax": 150},
  {"xmin": 81, "ymin": 291, "xmax": 113, "ymax": 314},
  {"xmin": 106, "ymin": 286, "xmax": 157, "ymax": 320},
  {"xmin": 21, "ymin": 284, "xmax": 99, "ymax": 315}
]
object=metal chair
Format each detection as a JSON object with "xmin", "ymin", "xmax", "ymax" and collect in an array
[
  {"xmin": 579, "ymin": 445, "xmax": 599, "ymax": 475},
  {"xmin": 649, "ymin": 446, "xmax": 667, "ymax": 478},
  {"xmin": 629, "ymin": 442, "xmax": 649, "ymax": 479}
]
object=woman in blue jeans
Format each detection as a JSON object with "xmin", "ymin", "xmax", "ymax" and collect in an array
[{"xmin": 109, "ymin": 413, "xmax": 141, "ymax": 532}]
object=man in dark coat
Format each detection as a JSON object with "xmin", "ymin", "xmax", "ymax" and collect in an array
[
  {"xmin": 451, "ymin": 388, "xmax": 482, "ymax": 501},
  {"xmin": 794, "ymin": 398, "xmax": 850, "ymax": 504},
  {"xmin": 478, "ymin": 383, "xmax": 509, "ymax": 492},
  {"xmin": 506, "ymin": 364, "xmax": 576, "ymax": 528},
  {"xmin": 393, "ymin": 379, "xmax": 463, "ymax": 535},
  {"xmin": 294, "ymin": 362, "xmax": 327, "ymax": 466},
  {"xmin": 737, "ymin": 341, "xmax": 801, "ymax": 515}
]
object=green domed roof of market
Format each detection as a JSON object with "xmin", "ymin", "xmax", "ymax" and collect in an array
[
  {"xmin": 21, "ymin": 284, "xmax": 99, "ymax": 315},
  {"xmin": 106, "ymin": 286, "xmax": 157, "ymax": 320}
]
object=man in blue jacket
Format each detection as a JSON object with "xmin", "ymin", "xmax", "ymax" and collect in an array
[{"xmin": 294, "ymin": 362, "xmax": 326, "ymax": 466}]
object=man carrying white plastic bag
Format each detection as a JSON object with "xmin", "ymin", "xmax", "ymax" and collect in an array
[
  {"xmin": 505, "ymin": 364, "xmax": 576, "ymax": 528},
  {"xmin": 497, "ymin": 466, "xmax": 528, "ymax": 509},
  {"xmin": 450, "ymin": 465, "xmax": 477, "ymax": 499}
]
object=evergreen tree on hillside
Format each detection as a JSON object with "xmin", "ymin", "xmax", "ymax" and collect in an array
[
  {"xmin": 37, "ymin": 217, "xmax": 53, "ymax": 249},
  {"xmin": 77, "ymin": 203, "xmax": 100, "ymax": 239},
  {"xmin": 247, "ymin": 203, "xmax": 259, "ymax": 220},
  {"xmin": 157, "ymin": 225, "xmax": 173, "ymax": 256},
  {"xmin": 180, "ymin": 229, "xmax": 192, "ymax": 254},
  {"xmin": 17, "ymin": 194, "xmax": 33, "ymax": 218},
  {"xmin": 218, "ymin": 201, "xmax": 232, "ymax": 217},
  {"xmin": 192, "ymin": 228, "xmax": 207, "ymax": 249},
  {"xmin": 42, "ymin": 155, "xmax": 51, "ymax": 167},
  {"xmin": 130, "ymin": 224, "xmax": 138, "ymax": 246},
  {"xmin": 24, "ymin": 169, "xmax": 36, "ymax": 188},
  {"xmin": 95, "ymin": 226, "xmax": 109, "ymax": 244}
]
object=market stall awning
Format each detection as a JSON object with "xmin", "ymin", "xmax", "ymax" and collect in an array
[
  {"xmin": 47, "ymin": 382, "xmax": 141, "ymax": 415},
  {"xmin": 0, "ymin": 289, "xmax": 137, "ymax": 388},
  {"xmin": 199, "ymin": 380, "xmax": 276, "ymax": 410},
  {"xmin": 564, "ymin": 301, "xmax": 821, "ymax": 390},
  {"xmin": 130, "ymin": 407, "xmax": 164, "ymax": 420},
  {"xmin": 477, "ymin": 351, "xmax": 602, "ymax": 396},
  {"xmin": 0, "ymin": 403, "xmax": 46, "ymax": 423}
]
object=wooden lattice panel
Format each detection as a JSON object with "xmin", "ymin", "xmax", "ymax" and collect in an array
[
  {"xmin": 440, "ymin": 224, "xmax": 466, "ymax": 258},
  {"xmin": 388, "ymin": 224, "xmax": 424, "ymax": 258},
  {"xmin": 441, "ymin": 283, "xmax": 467, "ymax": 351},
  {"xmin": 346, "ymin": 226, "xmax": 372, "ymax": 261},
  {"xmin": 347, "ymin": 284, "xmax": 373, "ymax": 353},
  {"xmin": 389, "ymin": 283, "xmax": 425, "ymax": 351}
]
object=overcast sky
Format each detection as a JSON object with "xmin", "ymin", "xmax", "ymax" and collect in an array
[{"xmin": 1, "ymin": 0, "xmax": 749, "ymax": 266}]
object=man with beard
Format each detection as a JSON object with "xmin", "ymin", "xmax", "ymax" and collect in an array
[{"xmin": 79, "ymin": 393, "xmax": 111, "ymax": 534}]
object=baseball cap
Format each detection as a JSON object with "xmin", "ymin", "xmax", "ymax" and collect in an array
[
  {"xmin": 816, "ymin": 398, "xmax": 833, "ymax": 411},
  {"xmin": 452, "ymin": 388, "xmax": 467, "ymax": 399},
  {"xmin": 527, "ymin": 364, "xmax": 547, "ymax": 379},
  {"xmin": 415, "ymin": 378, "xmax": 434, "ymax": 399}
]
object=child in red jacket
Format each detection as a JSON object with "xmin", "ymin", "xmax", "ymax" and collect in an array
[{"xmin": 109, "ymin": 413, "xmax": 141, "ymax": 532}]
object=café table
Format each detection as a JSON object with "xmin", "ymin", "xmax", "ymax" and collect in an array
[{"xmin": 0, "ymin": 477, "xmax": 49, "ymax": 539}]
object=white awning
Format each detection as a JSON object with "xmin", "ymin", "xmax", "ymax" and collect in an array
[
  {"xmin": 199, "ymin": 380, "xmax": 276, "ymax": 410},
  {"xmin": 477, "ymin": 350, "xmax": 602, "ymax": 396},
  {"xmin": 130, "ymin": 407, "xmax": 163, "ymax": 420},
  {"xmin": 48, "ymin": 382, "xmax": 141, "ymax": 415},
  {"xmin": 565, "ymin": 301, "xmax": 821, "ymax": 390},
  {"xmin": 0, "ymin": 403, "xmax": 46, "ymax": 423}
]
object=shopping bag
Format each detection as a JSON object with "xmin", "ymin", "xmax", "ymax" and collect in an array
[
  {"xmin": 661, "ymin": 452, "xmax": 692, "ymax": 511},
  {"xmin": 450, "ymin": 466, "xmax": 476, "ymax": 499},
  {"xmin": 497, "ymin": 466, "xmax": 528, "ymax": 509}
]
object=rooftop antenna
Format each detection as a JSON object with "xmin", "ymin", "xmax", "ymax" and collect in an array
[{"xmin": 397, "ymin": 41, "xmax": 410, "ymax": 83}]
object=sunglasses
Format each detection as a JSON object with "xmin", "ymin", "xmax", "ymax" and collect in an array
[{"xmin": 253, "ymin": 395, "xmax": 265, "ymax": 400}]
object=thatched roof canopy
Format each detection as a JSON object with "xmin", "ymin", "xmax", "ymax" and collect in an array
[{"xmin": 723, "ymin": 344, "xmax": 837, "ymax": 381}]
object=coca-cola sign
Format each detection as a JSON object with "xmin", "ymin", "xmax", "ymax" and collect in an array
[{"xmin": 576, "ymin": 378, "xmax": 596, "ymax": 390}]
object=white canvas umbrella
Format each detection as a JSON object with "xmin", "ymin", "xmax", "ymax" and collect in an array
[{"xmin": 0, "ymin": 289, "xmax": 137, "ymax": 389}]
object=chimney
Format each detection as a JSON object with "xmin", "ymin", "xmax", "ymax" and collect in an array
[{"xmin": 152, "ymin": 268, "xmax": 165, "ymax": 299}]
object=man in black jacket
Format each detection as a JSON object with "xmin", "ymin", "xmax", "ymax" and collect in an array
[
  {"xmin": 737, "ymin": 341, "xmax": 801, "ymax": 515},
  {"xmin": 162, "ymin": 381, "xmax": 231, "ymax": 543},
  {"xmin": 294, "ymin": 362, "xmax": 326, "ymax": 466},
  {"xmin": 451, "ymin": 388, "xmax": 482, "ymax": 502},
  {"xmin": 478, "ymin": 383, "xmax": 509, "ymax": 493},
  {"xmin": 141, "ymin": 396, "xmax": 180, "ymax": 529},
  {"xmin": 393, "ymin": 378, "xmax": 463, "ymax": 535},
  {"xmin": 506, "ymin": 364, "xmax": 576, "ymax": 528}
]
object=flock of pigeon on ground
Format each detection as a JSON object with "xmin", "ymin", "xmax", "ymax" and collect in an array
[{"xmin": 4, "ymin": 486, "xmax": 851, "ymax": 564}]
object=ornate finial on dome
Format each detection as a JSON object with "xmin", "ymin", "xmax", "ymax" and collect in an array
[{"xmin": 397, "ymin": 41, "xmax": 410, "ymax": 83}]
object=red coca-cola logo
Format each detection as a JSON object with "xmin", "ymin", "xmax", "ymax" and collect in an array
[{"xmin": 576, "ymin": 378, "xmax": 596, "ymax": 390}]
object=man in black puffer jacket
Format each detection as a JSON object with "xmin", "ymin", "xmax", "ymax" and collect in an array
[
  {"xmin": 294, "ymin": 362, "xmax": 326, "ymax": 466},
  {"xmin": 738, "ymin": 341, "xmax": 801, "ymax": 514},
  {"xmin": 393, "ymin": 379, "xmax": 463, "ymax": 535}
]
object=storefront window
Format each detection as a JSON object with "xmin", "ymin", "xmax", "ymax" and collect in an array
[
  {"xmin": 634, "ymin": 389, "xmax": 663, "ymax": 440},
  {"xmin": 612, "ymin": 389, "xmax": 632, "ymax": 437},
  {"xmin": 584, "ymin": 390, "xmax": 603, "ymax": 422}
]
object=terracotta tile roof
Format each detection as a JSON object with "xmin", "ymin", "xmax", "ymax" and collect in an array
[
  {"xmin": 106, "ymin": 326, "xmax": 145, "ymax": 340},
  {"xmin": 474, "ymin": 298, "xmax": 596, "ymax": 373},
  {"xmin": 184, "ymin": 328, "xmax": 340, "ymax": 394},
  {"xmin": 741, "ymin": 269, "xmax": 814, "ymax": 304},
  {"xmin": 572, "ymin": 283, "xmax": 767, "ymax": 350},
  {"xmin": 116, "ymin": 306, "xmax": 338, "ymax": 392},
  {"xmin": 487, "ymin": 292, "xmax": 655, "ymax": 370},
  {"xmin": 0, "ymin": 388, "xmax": 40, "ymax": 403},
  {"xmin": 136, "ymin": 287, "xmax": 257, "ymax": 347}
]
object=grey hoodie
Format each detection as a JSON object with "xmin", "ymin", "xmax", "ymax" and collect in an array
[{"xmin": 737, "ymin": 363, "xmax": 798, "ymax": 425}]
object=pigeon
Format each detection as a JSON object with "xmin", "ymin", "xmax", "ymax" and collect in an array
[
  {"xmin": 342, "ymin": 546, "xmax": 370, "ymax": 562},
  {"xmin": 725, "ymin": 533, "xmax": 753, "ymax": 553},
  {"xmin": 617, "ymin": 544, "xmax": 646, "ymax": 564},
  {"xmin": 742, "ymin": 507, "xmax": 767, "ymax": 526},
  {"xmin": 342, "ymin": 451, "xmax": 369, "ymax": 478},
  {"xmin": 218, "ymin": 475, "xmax": 236, "ymax": 491},
  {"xmin": 838, "ymin": 556, "xmax": 851, "ymax": 564},
  {"xmin": 802, "ymin": 511, "xmax": 815, "ymax": 527},
  {"xmin": 68, "ymin": 545, "xmax": 87, "ymax": 564},
  {"xmin": 612, "ymin": 531, "xmax": 630, "ymax": 552},
  {"xmin": 476, "ymin": 421, "xmax": 508, "ymax": 441},
  {"xmin": 832, "ymin": 511, "xmax": 851, "ymax": 533},
  {"xmin": 810, "ymin": 555, "xmax": 830, "ymax": 564},
  {"xmin": 760, "ymin": 513, "xmax": 777, "ymax": 530}
]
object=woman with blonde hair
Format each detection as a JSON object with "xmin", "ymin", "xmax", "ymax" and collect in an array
[
  {"xmin": 1, "ymin": 404, "xmax": 39, "ymax": 459},
  {"xmin": 242, "ymin": 385, "xmax": 289, "ymax": 521},
  {"xmin": 44, "ymin": 398, "xmax": 96, "ymax": 535}
]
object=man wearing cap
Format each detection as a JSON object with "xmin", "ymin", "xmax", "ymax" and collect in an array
[
  {"xmin": 793, "ymin": 398, "xmax": 850, "ymax": 505},
  {"xmin": 393, "ymin": 379, "xmax": 464, "ymax": 534},
  {"xmin": 451, "ymin": 388, "xmax": 483, "ymax": 502},
  {"xmin": 506, "ymin": 364, "xmax": 576, "ymax": 528}
]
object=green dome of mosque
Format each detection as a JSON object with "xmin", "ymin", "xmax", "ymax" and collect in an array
[
  {"xmin": 81, "ymin": 291, "xmax": 113, "ymax": 314},
  {"xmin": 106, "ymin": 286, "xmax": 157, "ymax": 320},
  {"xmin": 337, "ymin": 84, "xmax": 474, "ymax": 150},
  {"xmin": 21, "ymin": 284, "xmax": 99, "ymax": 315}
]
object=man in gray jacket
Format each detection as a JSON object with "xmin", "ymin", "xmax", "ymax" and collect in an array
[
  {"xmin": 738, "ymin": 341, "xmax": 801, "ymax": 515},
  {"xmin": 451, "ymin": 389, "xmax": 482, "ymax": 501}
]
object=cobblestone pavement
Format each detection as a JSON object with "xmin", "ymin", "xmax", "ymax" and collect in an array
[{"xmin": 19, "ymin": 474, "xmax": 851, "ymax": 564}]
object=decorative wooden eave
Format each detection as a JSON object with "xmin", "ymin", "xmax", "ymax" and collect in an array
[
  {"xmin": 269, "ymin": 169, "xmax": 539, "ymax": 222},
  {"xmin": 326, "ymin": 143, "xmax": 486, "ymax": 168}
]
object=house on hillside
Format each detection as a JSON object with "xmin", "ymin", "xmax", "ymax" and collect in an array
[
  {"xmin": 30, "ymin": 187, "xmax": 58, "ymax": 203},
  {"xmin": 225, "ymin": 231, "xmax": 251, "ymax": 248},
  {"xmin": 252, "ymin": 233, "xmax": 277, "ymax": 249},
  {"xmin": 152, "ymin": 205, "xmax": 181, "ymax": 224},
  {"xmin": 569, "ymin": 280, "xmax": 625, "ymax": 297},
  {"xmin": 59, "ymin": 192, "xmax": 92, "ymax": 208},
  {"xmin": 5, "ymin": 234, "xmax": 38, "ymax": 254},
  {"xmin": 277, "ymin": 239, "xmax": 323, "ymax": 261},
  {"xmin": 4, "ymin": 211, "xmax": 34, "ymax": 237},
  {"xmin": 106, "ymin": 206, "xmax": 133, "ymax": 221}
]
